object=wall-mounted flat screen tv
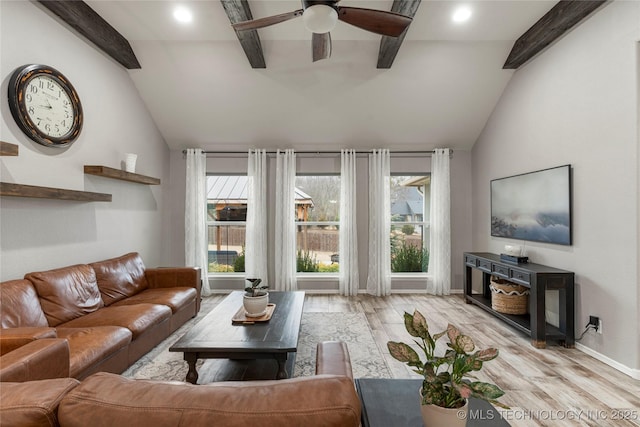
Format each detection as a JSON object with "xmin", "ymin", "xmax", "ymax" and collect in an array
[{"xmin": 491, "ymin": 165, "xmax": 572, "ymax": 246}]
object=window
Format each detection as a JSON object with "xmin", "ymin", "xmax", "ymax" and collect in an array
[
  {"xmin": 390, "ymin": 175, "xmax": 430, "ymax": 273},
  {"xmin": 206, "ymin": 176, "xmax": 246, "ymax": 273},
  {"xmin": 295, "ymin": 175, "xmax": 340, "ymax": 273}
]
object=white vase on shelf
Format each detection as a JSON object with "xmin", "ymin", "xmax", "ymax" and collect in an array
[{"xmin": 124, "ymin": 153, "xmax": 137, "ymax": 173}]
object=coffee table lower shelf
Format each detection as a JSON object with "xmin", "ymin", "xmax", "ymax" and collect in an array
[
  {"xmin": 190, "ymin": 353, "xmax": 297, "ymax": 382},
  {"xmin": 355, "ymin": 378, "xmax": 510, "ymax": 427}
]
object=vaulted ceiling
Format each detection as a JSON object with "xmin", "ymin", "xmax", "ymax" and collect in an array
[{"xmin": 38, "ymin": 0, "xmax": 608, "ymax": 152}]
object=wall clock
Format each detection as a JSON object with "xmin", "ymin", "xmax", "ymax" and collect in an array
[{"xmin": 8, "ymin": 64, "xmax": 83, "ymax": 148}]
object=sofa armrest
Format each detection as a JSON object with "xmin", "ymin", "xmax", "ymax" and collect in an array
[
  {"xmin": 0, "ymin": 377, "xmax": 79, "ymax": 427},
  {"xmin": 0, "ymin": 338, "xmax": 70, "ymax": 382},
  {"xmin": 315, "ymin": 341, "xmax": 354, "ymax": 380},
  {"xmin": 0, "ymin": 327, "xmax": 57, "ymax": 355},
  {"xmin": 145, "ymin": 267, "xmax": 201, "ymax": 311}
]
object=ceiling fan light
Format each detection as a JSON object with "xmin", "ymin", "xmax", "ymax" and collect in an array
[{"xmin": 303, "ymin": 5, "xmax": 338, "ymax": 34}]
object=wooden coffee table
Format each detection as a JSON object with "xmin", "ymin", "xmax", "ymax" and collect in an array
[{"xmin": 169, "ymin": 291, "xmax": 305, "ymax": 384}]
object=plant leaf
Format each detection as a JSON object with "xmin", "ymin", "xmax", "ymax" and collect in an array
[
  {"xmin": 466, "ymin": 356, "xmax": 483, "ymax": 371},
  {"xmin": 468, "ymin": 382, "xmax": 506, "ymax": 400},
  {"xmin": 412, "ymin": 310, "xmax": 430, "ymax": 338},
  {"xmin": 433, "ymin": 330, "xmax": 447, "ymax": 342},
  {"xmin": 456, "ymin": 382, "xmax": 473, "ymax": 399},
  {"xmin": 404, "ymin": 312, "xmax": 420, "ymax": 337},
  {"xmin": 456, "ymin": 335, "xmax": 475, "ymax": 354},
  {"xmin": 474, "ymin": 348, "xmax": 499, "ymax": 361},
  {"xmin": 387, "ymin": 341, "xmax": 421, "ymax": 364},
  {"xmin": 446, "ymin": 324, "xmax": 460, "ymax": 344},
  {"xmin": 435, "ymin": 371, "xmax": 450, "ymax": 384}
]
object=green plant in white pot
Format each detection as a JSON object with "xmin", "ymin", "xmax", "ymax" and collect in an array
[
  {"xmin": 243, "ymin": 278, "xmax": 269, "ymax": 317},
  {"xmin": 387, "ymin": 310, "xmax": 508, "ymax": 427}
]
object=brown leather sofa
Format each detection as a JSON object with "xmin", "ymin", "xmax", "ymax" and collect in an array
[
  {"xmin": 0, "ymin": 341, "xmax": 361, "ymax": 427},
  {"xmin": 0, "ymin": 252, "xmax": 201, "ymax": 381}
]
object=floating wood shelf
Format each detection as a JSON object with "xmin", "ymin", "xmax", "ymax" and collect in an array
[
  {"xmin": 84, "ymin": 165, "xmax": 161, "ymax": 185},
  {"xmin": 0, "ymin": 141, "xmax": 19, "ymax": 156},
  {"xmin": 0, "ymin": 182, "xmax": 112, "ymax": 202}
]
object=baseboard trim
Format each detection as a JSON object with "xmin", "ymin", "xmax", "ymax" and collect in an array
[{"xmin": 575, "ymin": 343, "xmax": 640, "ymax": 380}]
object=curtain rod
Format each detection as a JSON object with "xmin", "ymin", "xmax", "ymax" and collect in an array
[{"xmin": 182, "ymin": 149, "xmax": 440, "ymax": 155}]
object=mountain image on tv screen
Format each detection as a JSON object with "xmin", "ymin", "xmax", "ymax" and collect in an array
[{"xmin": 490, "ymin": 165, "xmax": 571, "ymax": 246}]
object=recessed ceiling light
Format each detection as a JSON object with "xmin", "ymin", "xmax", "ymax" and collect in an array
[
  {"xmin": 452, "ymin": 6, "xmax": 472, "ymax": 23},
  {"xmin": 173, "ymin": 6, "xmax": 193, "ymax": 24}
]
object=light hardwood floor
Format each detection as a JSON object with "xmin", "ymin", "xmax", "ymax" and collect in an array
[{"xmin": 303, "ymin": 293, "xmax": 640, "ymax": 427}]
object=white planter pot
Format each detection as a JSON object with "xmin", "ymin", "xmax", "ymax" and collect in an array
[
  {"xmin": 419, "ymin": 392, "xmax": 468, "ymax": 427},
  {"xmin": 243, "ymin": 292, "xmax": 269, "ymax": 317}
]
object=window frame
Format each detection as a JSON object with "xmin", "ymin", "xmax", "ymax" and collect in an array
[
  {"xmin": 390, "ymin": 173, "xmax": 431, "ymax": 276},
  {"xmin": 294, "ymin": 174, "xmax": 341, "ymax": 276},
  {"xmin": 206, "ymin": 174, "xmax": 247, "ymax": 277}
]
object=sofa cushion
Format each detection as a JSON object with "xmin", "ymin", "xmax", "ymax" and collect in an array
[
  {"xmin": 111, "ymin": 287, "xmax": 196, "ymax": 314},
  {"xmin": 0, "ymin": 377, "xmax": 80, "ymax": 427},
  {"xmin": 56, "ymin": 327, "xmax": 132, "ymax": 378},
  {"xmin": 25, "ymin": 265, "xmax": 104, "ymax": 327},
  {"xmin": 90, "ymin": 252, "xmax": 149, "ymax": 306},
  {"xmin": 58, "ymin": 304, "xmax": 171, "ymax": 339},
  {"xmin": 58, "ymin": 372, "xmax": 361, "ymax": 427},
  {"xmin": 0, "ymin": 279, "xmax": 48, "ymax": 328}
]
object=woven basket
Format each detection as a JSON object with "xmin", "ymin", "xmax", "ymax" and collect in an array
[{"xmin": 490, "ymin": 277, "xmax": 529, "ymax": 315}]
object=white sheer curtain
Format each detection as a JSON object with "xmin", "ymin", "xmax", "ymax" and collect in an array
[
  {"xmin": 366, "ymin": 149, "xmax": 391, "ymax": 296},
  {"xmin": 185, "ymin": 148, "xmax": 212, "ymax": 296},
  {"xmin": 245, "ymin": 149, "xmax": 269, "ymax": 286},
  {"xmin": 274, "ymin": 149, "xmax": 297, "ymax": 291},
  {"xmin": 339, "ymin": 149, "xmax": 359, "ymax": 296},
  {"xmin": 427, "ymin": 148, "xmax": 452, "ymax": 295}
]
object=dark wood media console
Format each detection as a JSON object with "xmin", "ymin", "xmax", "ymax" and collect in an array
[{"xmin": 464, "ymin": 252, "xmax": 575, "ymax": 348}]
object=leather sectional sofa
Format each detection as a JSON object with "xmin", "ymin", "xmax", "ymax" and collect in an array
[
  {"xmin": 0, "ymin": 341, "xmax": 361, "ymax": 427},
  {"xmin": 0, "ymin": 252, "xmax": 201, "ymax": 381}
]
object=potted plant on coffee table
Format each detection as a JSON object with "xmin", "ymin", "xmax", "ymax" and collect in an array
[
  {"xmin": 387, "ymin": 310, "xmax": 508, "ymax": 427},
  {"xmin": 243, "ymin": 278, "xmax": 269, "ymax": 317}
]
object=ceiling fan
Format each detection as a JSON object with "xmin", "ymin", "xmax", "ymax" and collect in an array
[{"xmin": 231, "ymin": 0, "xmax": 413, "ymax": 62}]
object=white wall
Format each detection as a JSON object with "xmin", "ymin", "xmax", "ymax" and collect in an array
[
  {"xmin": 0, "ymin": 1, "xmax": 170, "ymax": 279},
  {"xmin": 165, "ymin": 149, "xmax": 472, "ymax": 293},
  {"xmin": 472, "ymin": 1, "xmax": 640, "ymax": 373}
]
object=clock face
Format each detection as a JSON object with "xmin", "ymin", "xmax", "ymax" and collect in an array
[
  {"xmin": 8, "ymin": 64, "xmax": 83, "ymax": 147},
  {"xmin": 24, "ymin": 75, "xmax": 75, "ymax": 138}
]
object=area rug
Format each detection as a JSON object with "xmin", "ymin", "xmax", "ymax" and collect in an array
[
  {"xmin": 294, "ymin": 312, "xmax": 391, "ymax": 378},
  {"xmin": 123, "ymin": 302, "xmax": 391, "ymax": 381}
]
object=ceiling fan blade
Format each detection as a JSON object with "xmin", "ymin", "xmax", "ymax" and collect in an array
[
  {"xmin": 232, "ymin": 9, "xmax": 303, "ymax": 31},
  {"xmin": 337, "ymin": 7, "xmax": 412, "ymax": 37},
  {"xmin": 312, "ymin": 32, "xmax": 331, "ymax": 62}
]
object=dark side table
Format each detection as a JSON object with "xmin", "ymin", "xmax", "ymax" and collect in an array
[{"xmin": 356, "ymin": 379, "xmax": 510, "ymax": 427}]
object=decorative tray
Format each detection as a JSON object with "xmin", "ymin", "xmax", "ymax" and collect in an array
[{"xmin": 232, "ymin": 303, "xmax": 276, "ymax": 324}]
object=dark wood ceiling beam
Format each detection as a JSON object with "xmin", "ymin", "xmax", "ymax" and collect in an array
[
  {"xmin": 503, "ymin": 0, "xmax": 609, "ymax": 69},
  {"xmin": 220, "ymin": 0, "xmax": 266, "ymax": 69},
  {"xmin": 37, "ymin": 0, "xmax": 140, "ymax": 69},
  {"xmin": 377, "ymin": 0, "xmax": 421, "ymax": 69}
]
